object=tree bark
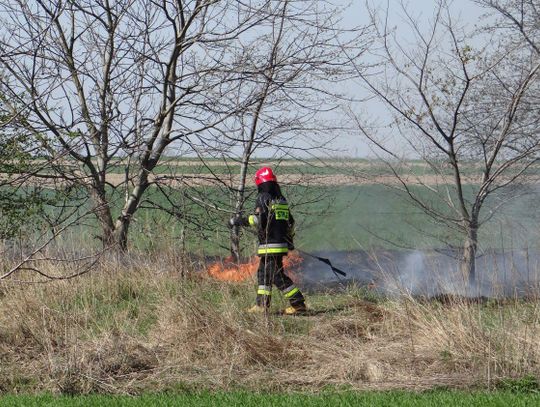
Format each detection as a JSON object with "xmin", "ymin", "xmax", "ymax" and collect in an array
[
  {"xmin": 230, "ymin": 225, "xmax": 241, "ymax": 262},
  {"xmin": 112, "ymin": 168, "xmax": 151, "ymax": 252},
  {"xmin": 230, "ymin": 148, "xmax": 252, "ymax": 262},
  {"xmin": 461, "ymin": 219, "xmax": 479, "ymax": 287},
  {"xmin": 89, "ymin": 187, "xmax": 115, "ymax": 248}
]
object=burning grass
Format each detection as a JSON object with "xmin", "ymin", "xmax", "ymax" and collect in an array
[
  {"xmin": 205, "ymin": 252, "xmax": 304, "ymax": 283},
  {"xmin": 1, "ymin": 253, "xmax": 540, "ymax": 395}
]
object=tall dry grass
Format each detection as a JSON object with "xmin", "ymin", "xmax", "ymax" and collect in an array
[{"xmin": 1, "ymin": 252, "xmax": 540, "ymax": 394}]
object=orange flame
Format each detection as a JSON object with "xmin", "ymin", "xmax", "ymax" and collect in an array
[
  {"xmin": 206, "ymin": 256, "xmax": 257, "ymax": 282},
  {"xmin": 283, "ymin": 251, "xmax": 303, "ymax": 283},
  {"xmin": 206, "ymin": 251, "xmax": 304, "ymax": 283}
]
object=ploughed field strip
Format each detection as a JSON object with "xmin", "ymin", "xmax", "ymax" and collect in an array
[
  {"xmin": 2, "ymin": 160, "xmax": 538, "ymax": 187},
  {"xmin": 3, "ymin": 171, "xmax": 540, "ymax": 187}
]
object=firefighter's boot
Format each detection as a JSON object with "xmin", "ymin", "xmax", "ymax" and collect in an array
[
  {"xmin": 283, "ymin": 304, "xmax": 307, "ymax": 315},
  {"xmin": 247, "ymin": 305, "xmax": 267, "ymax": 314}
]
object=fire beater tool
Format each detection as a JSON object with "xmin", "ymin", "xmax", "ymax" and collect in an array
[{"xmin": 295, "ymin": 249, "xmax": 347, "ymax": 279}]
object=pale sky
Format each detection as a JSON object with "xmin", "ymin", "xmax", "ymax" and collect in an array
[{"xmin": 331, "ymin": 0, "xmax": 488, "ymax": 157}]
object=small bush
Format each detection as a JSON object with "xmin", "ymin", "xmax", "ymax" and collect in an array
[{"xmin": 498, "ymin": 375, "xmax": 540, "ymax": 394}]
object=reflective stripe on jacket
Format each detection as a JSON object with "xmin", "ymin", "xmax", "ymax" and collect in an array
[{"xmin": 257, "ymin": 242, "xmax": 289, "ymax": 255}]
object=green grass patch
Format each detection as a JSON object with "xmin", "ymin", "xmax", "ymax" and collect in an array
[
  {"xmin": 49, "ymin": 277, "xmax": 160, "ymax": 337},
  {"xmin": 498, "ymin": 375, "xmax": 540, "ymax": 393},
  {"xmin": 2, "ymin": 390, "xmax": 540, "ymax": 406}
]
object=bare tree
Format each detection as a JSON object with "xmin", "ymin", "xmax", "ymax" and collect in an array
[
  {"xmin": 476, "ymin": 0, "xmax": 540, "ymax": 56},
  {"xmin": 0, "ymin": 91, "xmax": 110, "ymax": 281},
  {"xmin": 194, "ymin": 0, "xmax": 371, "ymax": 261},
  {"xmin": 349, "ymin": 0, "xmax": 540, "ymax": 284},
  {"xmin": 0, "ymin": 0, "xmax": 282, "ymax": 251},
  {"xmin": 114, "ymin": 0, "xmax": 372, "ymax": 261}
]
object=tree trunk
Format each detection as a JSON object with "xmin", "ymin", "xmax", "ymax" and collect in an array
[
  {"xmin": 230, "ymin": 225, "xmax": 241, "ymax": 262},
  {"xmin": 230, "ymin": 190, "xmax": 245, "ymax": 262},
  {"xmin": 88, "ymin": 168, "xmax": 151, "ymax": 253},
  {"xmin": 113, "ymin": 217, "xmax": 130, "ymax": 252},
  {"xmin": 90, "ymin": 188, "xmax": 115, "ymax": 248},
  {"xmin": 461, "ymin": 220, "xmax": 478, "ymax": 287},
  {"xmin": 113, "ymin": 174, "xmax": 150, "ymax": 252},
  {"xmin": 230, "ymin": 149, "xmax": 252, "ymax": 262}
]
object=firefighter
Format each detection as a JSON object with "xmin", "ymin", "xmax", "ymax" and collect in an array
[{"xmin": 229, "ymin": 166, "xmax": 307, "ymax": 315}]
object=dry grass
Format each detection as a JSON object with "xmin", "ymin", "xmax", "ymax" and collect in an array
[{"xmin": 1, "ymin": 254, "xmax": 540, "ymax": 395}]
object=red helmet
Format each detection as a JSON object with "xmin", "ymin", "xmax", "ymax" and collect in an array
[{"xmin": 254, "ymin": 166, "xmax": 277, "ymax": 186}]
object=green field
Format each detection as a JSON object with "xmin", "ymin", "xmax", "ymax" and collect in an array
[
  {"xmin": 31, "ymin": 182, "xmax": 539, "ymax": 256},
  {"xmin": 2, "ymin": 390, "xmax": 540, "ymax": 406},
  {"xmin": 119, "ymin": 184, "xmax": 540, "ymax": 255},
  {"xmin": 6, "ymin": 155, "xmax": 539, "ymax": 256}
]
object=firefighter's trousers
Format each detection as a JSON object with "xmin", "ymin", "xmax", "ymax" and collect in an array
[{"xmin": 256, "ymin": 254, "xmax": 305, "ymax": 308}]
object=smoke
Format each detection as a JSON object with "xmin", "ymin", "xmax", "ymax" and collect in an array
[{"xmin": 295, "ymin": 248, "xmax": 540, "ymax": 298}]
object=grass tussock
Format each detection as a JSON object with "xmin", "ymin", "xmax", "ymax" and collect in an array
[{"xmin": 0, "ymin": 254, "xmax": 540, "ymax": 395}]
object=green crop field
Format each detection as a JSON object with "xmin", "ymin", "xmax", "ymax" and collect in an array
[
  {"xmin": 31, "ymin": 182, "xmax": 540, "ymax": 256},
  {"xmin": 5, "ymin": 158, "xmax": 539, "ymax": 256}
]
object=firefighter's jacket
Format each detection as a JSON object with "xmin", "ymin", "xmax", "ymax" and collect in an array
[{"xmin": 244, "ymin": 191, "xmax": 294, "ymax": 256}]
